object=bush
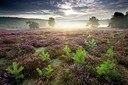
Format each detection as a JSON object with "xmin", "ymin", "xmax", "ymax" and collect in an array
[
  {"xmin": 40, "ymin": 48, "xmax": 50, "ymax": 61},
  {"xmin": 73, "ymin": 48, "xmax": 87, "ymax": 64},
  {"xmin": 64, "ymin": 45, "xmax": 71, "ymax": 56},
  {"xmin": 6, "ymin": 62, "xmax": 24, "ymax": 79},
  {"xmin": 36, "ymin": 65, "xmax": 53, "ymax": 78},
  {"xmin": 96, "ymin": 60, "xmax": 120, "ymax": 81},
  {"xmin": 119, "ymin": 34, "xmax": 126, "ymax": 39},
  {"xmin": 85, "ymin": 35, "xmax": 96, "ymax": 48},
  {"xmin": 106, "ymin": 47, "xmax": 114, "ymax": 57}
]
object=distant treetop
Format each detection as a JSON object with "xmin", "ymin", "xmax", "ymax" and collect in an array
[
  {"xmin": 48, "ymin": 17, "xmax": 55, "ymax": 27},
  {"xmin": 108, "ymin": 11, "xmax": 128, "ymax": 28},
  {"xmin": 86, "ymin": 16, "xmax": 99, "ymax": 28},
  {"xmin": 26, "ymin": 21, "xmax": 39, "ymax": 29}
]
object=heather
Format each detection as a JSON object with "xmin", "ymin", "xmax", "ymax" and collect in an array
[{"xmin": 0, "ymin": 28, "xmax": 128, "ymax": 85}]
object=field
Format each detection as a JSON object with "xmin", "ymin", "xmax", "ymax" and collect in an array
[{"xmin": 0, "ymin": 28, "xmax": 128, "ymax": 85}]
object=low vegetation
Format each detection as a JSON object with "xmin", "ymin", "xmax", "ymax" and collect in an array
[
  {"xmin": 73, "ymin": 48, "xmax": 87, "ymax": 64},
  {"xmin": 0, "ymin": 29, "xmax": 127, "ymax": 85},
  {"xmin": 36, "ymin": 65, "xmax": 53, "ymax": 78},
  {"xmin": 64, "ymin": 45, "xmax": 71, "ymax": 56},
  {"xmin": 85, "ymin": 34, "xmax": 97, "ymax": 48},
  {"xmin": 96, "ymin": 59, "xmax": 120, "ymax": 81},
  {"xmin": 6, "ymin": 62, "xmax": 24, "ymax": 79},
  {"xmin": 40, "ymin": 48, "xmax": 50, "ymax": 61}
]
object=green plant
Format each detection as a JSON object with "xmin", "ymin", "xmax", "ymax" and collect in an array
[
  {"xmin": 36, "ymin": 68, "xmax": 43, "ymax": 76},
  {"xmin": 85, "ymin": 35, "xmax": 96, "ymax": 48},
  {"xmin": 6, "ymin": 62, "xmax": 24, "ymax": 79},
  {"xmin": 73, "ymin": 48, "xmax": 87, "ymax": 64},
  {"xmin": 111, "ymin": 34, "xmax": 115, "ymax": 38},
  {"xmin": 44, "ymin": 65, "xmax": 53, "ymax": 78},
  {"xmin": 40, "ymin": 48, "xmax": 50, "ymax": 61},
  {"xmin": 106, "ymin": 47, "xmax": 115, "ymax": 57},
  {"xmin": 64, "ymin": 45, "xmax": 71, "ymax": 56},
  {"xmin": 96, "ymin": 60, "xmax": 120, "ymax": 81},
  {"xmin": 119, "ymin": 34, "xmax": 126, "ymax": 39},
  {"xmin": 36, "ymin": 65, "xmax": 53, "ymax": 78}
]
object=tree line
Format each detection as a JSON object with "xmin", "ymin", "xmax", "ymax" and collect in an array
[
  {"xmin": 86, "ymin": 11, "xmax": 128, "ymax": 28},
  {"xmin": 27, "ymin": 11, "xmax": 128, "ymax": 29},
  {"xmin": 26, "ymin": 17, "xmax": 55, "ymax": 29}
]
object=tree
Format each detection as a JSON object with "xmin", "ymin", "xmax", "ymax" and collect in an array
[
  {"xmin": 86, "ymin": 16, "xmax": 99, "ymax": 28},
  {"xmin": 26, "ymin": 21, "xmax": 39, "ymax": 29},
  {"xmin": 48, "ymin": 17, "xmax": 55, "ymax": 27},
  {"xmin": 108, "ymin": 12, "xmax": 126, "ymax": 28},
  {"xmin": 125, "ymin": 11, "xmax": 128, "ymax": 28}
]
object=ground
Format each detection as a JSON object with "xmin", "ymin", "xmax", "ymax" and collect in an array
[{"xmin": 0, "ymin": 28, "xmax": 128, "ymax": 85}]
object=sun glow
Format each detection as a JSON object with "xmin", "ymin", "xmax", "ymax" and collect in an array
[
  {"xmin": 64, "ymin": 9, "xmax": 77, "ymax": 16},
  {"xmin": 55, "ymin": 20, "xmax": 85, "ymax": 30}
]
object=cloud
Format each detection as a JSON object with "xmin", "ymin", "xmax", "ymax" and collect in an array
[
  {"xmin": 72, "ymin": 6, "xmax": 88, "ymax": 12},
  {"xmin": 0, "ymin": 0, "xmax": 128, "ymax": 19},
  {"xmin": 96, "ymin": 0, "xmax": 128, "ymax": 10}
]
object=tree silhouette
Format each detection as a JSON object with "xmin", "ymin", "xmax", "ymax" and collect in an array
[
  {"xmin": 86, "ymin": 16, "xmax": 99, "ymax": 28},
  {"xmin": 125, "ymin": 11, "xmax": 128, "ymax": 28},
  {"xmin": 26, "ymin": 21, "xmax": 39, "ymax": 29},
  {"xmin": 48, "ymin": 17, "xmax": 55, "ymax": 27},
  {"xmin": 108, "ymin": 12, "xmax": 126, "ymax": 28}
]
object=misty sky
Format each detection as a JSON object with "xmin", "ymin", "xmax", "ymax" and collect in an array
[{"xmin": 0, "ymin": 0, "xmax": 128, "ymax": 20}]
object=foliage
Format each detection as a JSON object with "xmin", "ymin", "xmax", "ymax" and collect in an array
[
  {"xmin": 85, "ymin": 35, "xmax": 96, "ymax": 48},
  {"xmin": 96, "ymin": 60, "xmax": 120, "ymax": 81},
  {"xmin": 40, "ymin": 48, "xmax": 50, "ymax": 61},
  {"xmin": 64, "ymin": 45, "xmax": 71, "ymax": 56},
  {"xmin": 44, "ymin": 65, "xmax": 53, "ymax": 78},
  {"xmin": 36, "ymin": 68, "xmax": 43, "ymax": 76},
  {"xmin": 36, "ymin": 65, "xmax": 53, "ymax": 78},
  {"xmin": 48, "ymin": 17, "xmax": 55, "ymax": 27},
  {"xmin": 119, "ymin": 34, "xmax": 126, "ymax": 39},
  {"xmin": 111, "ymin": 34, "xmax": 115, "ymax": 38},
  {"xmin": 86, "ymin": 16, "xmax": 99, "ymax": 28},
  {"xmin": 108, "ymin": 12, "xmax": 128, "ymax": 28},
  {"xmin": 26, "ymin": 21, "xmax": 39, "ymax": 29},
  {"xmin": 6, "ymin": 62, "xmax": 24, "ymax": 79},
  {"xmin": 73, "ymin": 48, "xmax": 87, "ymax": 64},
  {"xmin": 106, "ymin": 47, "xmax": 114, "ymax": 57}
]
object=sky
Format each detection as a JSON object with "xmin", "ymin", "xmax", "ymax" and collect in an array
[{"xmin": 0, "ymin": 0, "xmax": 128, "ymax": 20}]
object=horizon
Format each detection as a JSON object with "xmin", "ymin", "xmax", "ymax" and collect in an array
[{"xmin": 0, "ymin": 16, "xmax": 110, "ymax": 20}]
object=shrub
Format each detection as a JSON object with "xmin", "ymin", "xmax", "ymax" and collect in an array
[
  {"xmin": 119, "ymin": 34, "xmax": 126, "ymax": 39},
  {"xmin": 96, "ymin": 60, "xmax": 120, "ymax": 81},
  {"xmin": 73, "ymin": 48, "xmax": 87, "ymax": 64},
  {"xmin": 64, "ymin": 45, "xmax": 71, "ymax": 56},
  {"xmin": 85, "ymin": 35, "xmax": 96, "ymax": 48},
  {"xmin": 106, "ymin": 47, "xmax": 115, "ymax": 58},
  {"xmin": 6, "ymin": 62, "xmax": 24, "ymax": 79},
  {"xmin": 43, "ymin": 65, "xmax": 53, "ymax": 78},
  {"xmin": 40, "ymin": 48, "xmax": 50, "ymax": 61},
  {"xmin": 111, "ymin": 34, "xmax": 115, "ymax": 38},
  {"xmin": 36, "ymin": 68, "xmax": 43, "ymax": 76},
  {"xmin": 36, "ymin": 65, "xmax": 53, "ymax": 78}
]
